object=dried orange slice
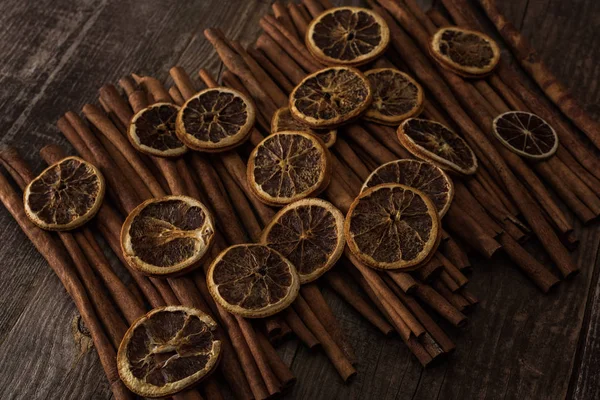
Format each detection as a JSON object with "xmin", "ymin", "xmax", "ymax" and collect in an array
[
  {"xmin": 430, "ymin": 27, "xmax": 500, "ymax": 78},
  {"xmin": 121, "ymin": 196, "xmax": 215, "ymax": 277},
  {"xmin": 117, "ymin": 306, "xmax": 221, "ymax": 398},
  {"xmin": 176, "ymin": 87, "xmax": 255, "ymax": 152},
  {"xmin": 247, "ymin": 131, "xmax": 331, "ymax": 206},
  {"xmin": 289, "ymin": 66, "xmax": 372, "ymax": 129},
  {"xmin": 397, "ymin": 118, "xmax": 478, "ymax": 175},
  {"xmin": 492, "ymin": 111, "xmax": 558, "ymax": 160},
  {"xmin": 362, "ymin": 159, "xmax": 454, "ymax": 218},
  {"xmin": 272, "ymin": 106, "xmax": 337, "ymax": 148},
  {"xmin": 345, "ymin": 183, "xmax": 441, "ymax": 270},
  {"xmin": 23, "ymin": 156, "xmax": 105, "ymax": 231},
  {"xmin": 207, "ymin": 244, "xmax": 300, "ymax": 318},
  {"xmin": 306, "ymin": 7, "xmax": 390, "ymax": 66},
  {"xmin": 261, "ymin": 198, "xmax": 345, "ymax": 283},
  {"xmin": 128, "ymin": 103, "xmax": 187, "ymax": 157}
]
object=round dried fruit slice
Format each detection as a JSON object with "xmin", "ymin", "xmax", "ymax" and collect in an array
[
  {"xmin": 397, "ymin": 118, "xmax": 478, "ymax": 175},
  {"xmin": 128, "ymin": 102, "xmax": 187, "ymax": 157},
  {"xmin": 261, "ymin": 198, "xmax": 345, "ymax": 283},
  {"xmin": 364, "ymin": 68, "xmax": 424, "ymax": 125},
  {"xmin": 121, "ymin": 196, "xmax": 215, "ymax": 277},
  {"xmin": 117, "ymin": 306, "xmax": 221, "ymax": 398},
  {"xmin": 23, "ymin": 156, "xmax": 105, "ymax": 231},
  {"xmin": 176, "ymin": 87, "xmax": 255, "ymax": 152},
  {"xmin": 207, "ymin": 244, "xmax": 300, "ymax": 318},
  {"xmin": 430, "ymin": 27, "xmax": 500, "ymax": 78},
  {"xmin": 247, "ymin": 131, "xmax": 331, "ymax": 206},
  {"xmin": 345, "ymin": 183, "xmax": 441, "ymax": 270},
  {"xmin": 289, "ymin": 66, "xmax": 372, "ymax": 129},
  {"xmin": 272, "ymin": 106, "xmax": 337, "ymax": 148},
  {"xmin": 362, "ymin": 159, "xmax": 454, "ymax": 218},
  {"xmin": 306, "ymin": 7, "xmax": 390, "ymax": 66},
  {"xmin": 492, "ymin": 111, "xmax": 558, "ymax": 160}
]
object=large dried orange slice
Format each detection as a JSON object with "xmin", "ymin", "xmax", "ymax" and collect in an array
[
  {"xmin": 247, "ymin": 131, "xmax": 331, "ymax": 206},
  {"xmin": 272, "ymin": 106, "xmax": 337, "ymax": 148},
  {"xmin": 364, "ymin": 68, "xmax": 424, "ymax": 125},
  {"xmin": 176, "ymin": 87, "xmax": 255, "ymax": 152},
  {"xmin": 121, "ymin": 196, "xmax": 215, "ymax": 277},
  {"xmin": 289, "ymin": 66, "xmax": 372, "ymax": 129},
  {"xmin": 362, "ymin": 159, "xmax": 454, "ymax": 218},
  {"xmin": 492, "ymin": 111, "xmax": 558, "ymax": 160},
  {"xmin": 117, "ymin": 306, "xmax": 221, "ymax": 398},
  {"xmin": 397, "ymin": 118, "xmax": 478, "ymax": 175},
  {"xmin": 261, "ymin": 198, "xmax": 345, "ymax": 283},
  {"xmin": 306, "ymin": 7, "xmax": 390, "ymax": 66},
  {"xmin": 345, "ymin": 183, "xmax": 441, "ymax": 270},
  {"xmin": 23, "ymin": 156, "xmax": 105, "ymax": 231},
  {"xmin": 207, "ymin": 244, "xmax": 300, "ymax": 318},
  {"xmin": 128, "ymin": 103, "xmax": 188, "ymax": 157}
]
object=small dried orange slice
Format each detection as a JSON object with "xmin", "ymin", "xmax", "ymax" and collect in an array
[
  {"xmin": 261, "ymin": 198, "xmax": 345, "ymax": 283},
  {"xmin": 128, "ymin": 103, "xmax": 187, "ymax": 157},
  {"xmin": 397, "ymin": 118, "xmax": 478, "ymax": 175},
  {"xmin": 306, "ymin": 7, "xmax": 390, "ymax": 66},
  {"xmin": 117, "ymin": 306, "xmax": 221, "ymax": 398},
  {"xmin": 362, "ymin": 159, "xmax": 454, "ymax": 218},
  {"xmin": 289, "ymin": 66, "xmax": 372, "ymax": 129},
  {"xmin": 247, "ymin": 131, "xmax": 331, "ymax": 206},
  {"xmin": 121, "ymin": 196, "xmax": 215, "ymax": 277},
  {"xmin": 492, "ymin": 111, "xmax": 558, "ymax": 160},
  {"xmin": 176, "ymin": 87, "xmax": 255, "ymax": 152},
  {"xmin": 272, "ymin": 106, "xmax": 337, "ymax": 148},
  {"xmin": 207, "ymin": 244, "xmax": 300, "ymax": 318},
  {"xmin": 23, "ymin": 156, "xmax": 105, "ymax": 231},
  {"xmin": 345, "ymin": 183, "xmax": 441, "ymax": 270},
  {"xmin": 430, "ymin": 27, "xmax": 500, "ymax": 78}
]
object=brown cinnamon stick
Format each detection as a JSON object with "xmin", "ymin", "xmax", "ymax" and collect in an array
[{"xmin": 283, "ymin": 307, "xmax": 321, "ymax": 349}]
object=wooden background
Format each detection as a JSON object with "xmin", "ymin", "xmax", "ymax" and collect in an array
[{"xmin": 0, "ymin": 0, "xmax": 599, "ymax": 399}]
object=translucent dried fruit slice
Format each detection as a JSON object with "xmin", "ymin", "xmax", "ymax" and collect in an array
[
  {"xmin": 430, "ymin": 27, "xmax": 500, "ymax": 77},
  {"xmin": 364, "ymin": 68, "xmax": 424, "ymax": 125},
  {"xmin": 397, "ymin": 118, "xmax": 478, "ymax": 175},
  {"xmin": 272, "ymin": 106, "xmax": 337, "ymax": 148},
  {"xmin": 345, "ymin": 183, "xmax": 441, "ymax": 270},
  {"xmin": 492, "ymin": 111, "xmax": 558, "ymax": 160},
  {"xmin": 261, "ymin": 198, "xmax": 345, "ymax": 283},
  {"xmin": 117, "ymin": 306, "xmax": 221, "ymax": 398},
  {"xmin": 23, "ymin": 156, "xmax": 105, "ymax": 231},
  {"xmin": 362, "ymin": 159, "xmax": 454, "ymax": 218},
  {"xmin": 289, "ymin": 66, "xmax": 372, "ymax": 128},
  {"xmin": 207, "ymin": 244, "xmax": 300, "ymax": 318},
  {"xmin": 306, "ymin": 7, "xmax": 390, "ymax": 66},
  {"xmin": 128, "ymin": 102, "xmax": 188, "ymax": 157},
  {"xmin": 176, "ymin": 87, "xmax": 255, "ymax": 152},
  {"xmin": 247, "ymin": 131, "xmax": 331, "ymax": 206},
  {"xmin": 121, "ymin": 196, "xmax": 215, "ymax": 277}
]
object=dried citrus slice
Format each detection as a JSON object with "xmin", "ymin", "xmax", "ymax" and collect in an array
[
  {"xmin": 306, "ymin": 7, "xmax": 390, "ymax": 66},
  {"xmin": 117, "ymin": 306, "xmax": 221, "ymax": 398},
  {"xmin": 176, "ymin": 87, "xmax": 255, "ymax": 152},
  {"xmin": 23, "ymin": 156, "xmax": 105, "ymax": 231},
  {"xmin": 397, "ymin": 118, "xmax": 478, "ymax": 175},
  {"xmin": 121, "ymin": 196, "xmax": 215, "ymax": 277},
  {"xmin": 492, "ymin": 111, "xmax": 558, "ymax": 160},
  {"xmin": 289, "ymin": 66, "xmax": 372, "ymax": 128},
  {"xmin": 364, "ymin": 68, "xmax": 424, "ymax": 125},
  {"xmin": 430, "ymin": 27, "xmax": 500, "ymax": 78},
  {"xmin": 272, "ymin": 106, "xmax": 337, "ymax": 148},
  {"xmin": 261, "ymin": 199, "xmax": 345, "ymax": 283},
  {"xmin": 128, "ymin": 102, "xmax": 187, "ymax": 157},
  {"xmin": 247, "ymin": 131, "xmax": 331, "ymax": 206},
  {"xmin": 362, "ymin": 159, "xmax": 454, "ymax": 218},
  {"xmin": 207, "ymin": 244, "xmax": 300, "ymax": 318},
  {"xmin": 345, "ymin": 183, "xmax": 441, "ymax": 270}
]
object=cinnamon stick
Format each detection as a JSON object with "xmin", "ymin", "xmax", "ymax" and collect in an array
[
  {"xmin": 247, "ymin": 47, "xmax": 295, "ymax": 93},
  {"xmin": 413, "ymin": 283, "xmax": 467, "ymax": 328},
  {"xmin": 283, "ymin": 307, "xmax": 321, "ymax": 349}
]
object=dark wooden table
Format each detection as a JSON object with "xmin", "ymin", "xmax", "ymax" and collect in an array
[{"xmin": 0, "ymin": 0, "xmax": 599, "ymax": 399}]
